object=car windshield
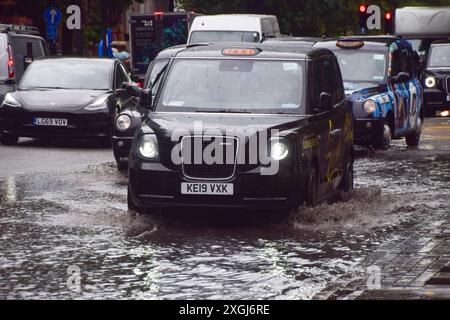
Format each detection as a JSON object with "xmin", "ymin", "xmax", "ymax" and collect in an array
[
  {"xmin": 158, "ymin": 59, "xmax": 304, "ymax": 114},
  {"xmin": 20, "ymin": 60, "xmax": 112, "ymax": 90},
  {"xmin": 334, "ymin": 51, "xmax": 387, "ymax": 83},
  {"xmin": 428, "ymin": 45, "xmax": 450, "ymax": 68},
  {"xmin": 189, "ymin": 31, "xmax": 260, "ymax": 44}
]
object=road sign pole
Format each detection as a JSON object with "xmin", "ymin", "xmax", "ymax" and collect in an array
[
  {"xmin": 44, "ymin": 6, "xmax": 62, "ymax": 55},
  {"xmin": 102, "ymin": 1, "xmax": 110, "ymax": 57}
]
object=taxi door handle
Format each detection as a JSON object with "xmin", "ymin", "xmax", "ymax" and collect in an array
[{"xmin": 331, "ymin": 129, "xmax": 342, "ymax": 136}]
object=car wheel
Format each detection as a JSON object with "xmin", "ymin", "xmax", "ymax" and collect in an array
[
  {"xmin": 127, "ymin": 186, "xmax": 139, "ymax": 213},
  {"xmin": 99, "ymin": 136, "xmax": 112, "ymax": 147},
  {"xmin": 374, "ymin": 120, "xmax": 391, "ymax": 150},
  {"xmin": 117, "ymin": 160, "xmax": 128, "ymax": 172},
  {"xmin": 0, "ymin": 134, "xmax": 19, "ymax": 146},
  {"xmin": 406, "ymin": 117, "xmax": 422, "ymax": 148},
  {"xmin": 340, "ymin": 160, "xmax": 354, "ymax": 200},
  {"xmin": 305, "ymin": 167, "xmax": 318, "ymax": 208}
]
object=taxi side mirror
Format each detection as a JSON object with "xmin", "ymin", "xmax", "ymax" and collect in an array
[
  {"xmin": 392, "ymin": 72, "xmax": 410, "ymax": 84},
  {"xmin": 126, "ymin": 83, "xmax": 143, "ymax": 97},
  {"xmin": 139, "ymin": 89, "xmax": 152, "ymax": 110},
  {"xmin": 317, "ymin": 92, "xmax": 333, "ymax": 112},
  {"xmin": 4, "ymin": 78, "xmax": 16, "ymax": 85}
]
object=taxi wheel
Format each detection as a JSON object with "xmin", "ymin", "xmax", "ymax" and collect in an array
[
  {"xmin": 305, "ymin": 167, "xmax": 318, "ymax": 208},
  {"xmin": 127, "ymin": 186, "xmax": 139, "ymax": 212},
  {"xmin": 340, "ymin": 161, "xmax": 354, "ymax": 200},
  {"xmin": 0, "ymin": 134, "xmax": 19, "ymax": 145},
  {"xmin": 102, "ymin": 136, "xmax": 113, "ymax": 147},
  {"xmin": 117, "ymin": 160, "xmax": 128, "ymax": 172},
  {"xmin": 375, "ymin": 121, "xmax": 391, "ymax": 150},
  {"xmin": 406, "ymin": 117, "xmax": 422, "ymax": 148}
]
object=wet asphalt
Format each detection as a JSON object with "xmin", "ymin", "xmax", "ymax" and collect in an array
[{"xmin": 0, "ymin": 117, "xmax": 449, "ymax": 299}]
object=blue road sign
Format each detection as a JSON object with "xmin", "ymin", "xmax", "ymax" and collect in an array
[
  {"xmin": 46, "ymin": 25, "xmax": 57, "ymax": 40},
  {"xmin": 44, "ymin": 7, "xmax": 62, "ymax": 26}
]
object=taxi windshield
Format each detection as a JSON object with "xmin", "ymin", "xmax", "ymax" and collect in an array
[
  {"xmin": 334, "ymin": 51, "xmax": 387, "ymax": 83},
  {"xmin": 428, "ymin": 45, "xmax": 450, "ymax": 68},
  {"xmin": 158, "ymin": 58, "xmax": 304, "ymax": 114}
]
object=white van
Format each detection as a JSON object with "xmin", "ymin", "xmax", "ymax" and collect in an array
[
  {"xmin": 187, "ymin": 14, "xmax": 281, "ymax": 44},
  {"xmin": 395, "ymin": 7, "xmax": 450, "ymax": 58}
]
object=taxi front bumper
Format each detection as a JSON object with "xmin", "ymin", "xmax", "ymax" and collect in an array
[
  {"xmin": 128, "ymin": 162, "xmax": 303, "ymax": 210},
  {"xmin": 353, "ymin": 118, "xmax": 384, "ymax": 145}
]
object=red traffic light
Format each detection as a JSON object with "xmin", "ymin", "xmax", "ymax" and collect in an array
[
  {"xmin": 385, "ymin": 12, "xmax": 392, "ymax": 20},
  {"xmin": 359, "ymin": 4, "xmax": 367, "ymax": 13}
]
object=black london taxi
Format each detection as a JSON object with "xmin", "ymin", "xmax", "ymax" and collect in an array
[
  {"xmin": 113, "ymin": 45, "xmax": 186, "ymax": 171},
  {"xmin": 315, "ymin": 37, "xmax": 423, "ymax": 149},
  {"xmin": 0, "ymin": 58, "xmax": 135, "ymax": 145},
  {"xmin": 127, "ymin": 43, "xmax": 354, "ymax": 212},
  {"xmin": 422, "ymin": 40, "xmax": 450, "ymax": 117}
]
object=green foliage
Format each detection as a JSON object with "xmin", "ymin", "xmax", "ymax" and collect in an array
[{"xmin": 177, "ymin": 0, "xmax": 450, "ymax": 36}]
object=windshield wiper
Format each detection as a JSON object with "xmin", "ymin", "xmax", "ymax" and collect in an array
[
  {"xmin": 150, "ymin": 64, "xmax": 168, "ymax": 91},
  {"xmin": 31, "ymin": 86, "xmax": 72, "ymax": 90},
  {"xmin": 196, "ymin": 108, "xmax": 252, "ymax": 114}
]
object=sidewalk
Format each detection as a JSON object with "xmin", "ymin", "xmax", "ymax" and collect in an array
[
  {"xmin": 314, "ymin": 209, "xmax": 450, "ymax": 299},
  {"xmin": 313, "ymin": 117, "xmax": 450, "ymax": 300}
]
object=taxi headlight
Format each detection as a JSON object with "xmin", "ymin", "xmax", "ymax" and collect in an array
[
  {"xmin": 363, "ymin": 99, "xmax": 377, "ymax": 113},
  {"xmin": 1, "ymin": 93, "xmax": 21, "ymax": 107},
  {"xmin": 425, "ymin": 76, "xmax": 436, "ymax": 88},
  {"xmin": 116, "ymin": 114, "xmax": 131, "ymax": 131},
  {"xmin": 84, "ymin": 96, "xmax": 108, "ymax": 110},
  {"xmin": 139, "ymin": 135, "xmax": 159, "ymax": 159},
  {"xmin": 270, "ymin": 141, "xmax": 289, "ymax": 161}
]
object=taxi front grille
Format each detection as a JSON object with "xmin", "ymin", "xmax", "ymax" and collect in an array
[{"xmin": 181, "ymin": 136, "xmax": 238, "ymax": 180}]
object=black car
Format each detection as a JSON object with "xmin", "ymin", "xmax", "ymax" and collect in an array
[
  {"xmin": 0, "ymin": 24, "xmax": 49, "ymax": 102},
  {"xmin": 127, "ymin": 43, "xmax": 354, "ymax": 213},
  {"xmin": 113, "ymin": 45, "xmax": 186, "ymax": 171},
  {"xmin": 0, "ymin": 58, "xmax": 135, "ymax": 145},
  {"xmin": 422, "ymin": 40, "xmax": 450, "ymax": 117}
]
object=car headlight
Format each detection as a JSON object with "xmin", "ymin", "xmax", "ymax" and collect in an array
[
  {"xmin": 84, "ymin": 96, "xmax": 108, "ymax": 110},
  {"xmin": 363, "ymin": 99, "xmax": 377, "ymax": 113},
  {"xmin": 270, "ymin": 141, "xmax": 289, "ymax": 161},
  {"xmin": 425, "ymin": 76, "xmax": 436, "ymax": 88},
  {"xmin": 1, "ymin": 93, "xmax": 21, "ymax": 107},
  {"xmin": 139, "ymin": 135, "xmax": 159, "ymax": 159},
  {"xmin": 116, "ymin": 114, "xmax": 131, "ymax": 131}
]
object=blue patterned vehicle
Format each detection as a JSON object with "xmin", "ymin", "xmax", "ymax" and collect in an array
[{"xmin": 315, "ymin": 36, "xmax": 423, "ymax": 149}]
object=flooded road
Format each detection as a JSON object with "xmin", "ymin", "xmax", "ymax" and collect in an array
[{"xmin": 0, "ymin": 118, "xmax": 449, "ymax": 299}]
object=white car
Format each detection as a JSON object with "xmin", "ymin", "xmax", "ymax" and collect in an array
[{"xmin": 187, "ymin": 14, "xmax": 280, "ymax": 44}]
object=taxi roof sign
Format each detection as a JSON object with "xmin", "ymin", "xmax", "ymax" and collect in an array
[
  {"xmin": 336, "ymin": 40, "xmax": 364, "ymax": 49},
  {"xmin": 222, "ymin": 48, "xmax": 260, "ymax": 56}
]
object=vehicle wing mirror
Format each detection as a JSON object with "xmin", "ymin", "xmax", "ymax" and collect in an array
[
  {"xmin": 4, "ymin": 78, "xmax": 16, "ymax": 85},
  {"xmin": 392, "ymin": 72, "xmax": 410, "ymax": 84},
  {"xmin": 139, "ymin": 89, "xmax": 152, "ymax": 110},
  {"xmin": 420, "ymin": 58, "xmax": 427, "ymax": 69},
  {"xmin": 317, "ymin": 92, "xmax": 333, "ymax": 112},
  {"xmin": 126, "ymin": 83, "xmax": 142, "ymax": 97}
]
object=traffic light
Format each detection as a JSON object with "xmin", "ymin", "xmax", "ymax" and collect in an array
[
  {"xmin": 359, "ymin": 4, "xmax": 368, "ymax": 34},
  {"xmin": 384, "ymin": 11, "xmax": 393, "ymax": 34}
]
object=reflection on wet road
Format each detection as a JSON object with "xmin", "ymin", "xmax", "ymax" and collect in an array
[{"xmin": 0, "ymin": 118, "xmax": 449, "ymax": 299}]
